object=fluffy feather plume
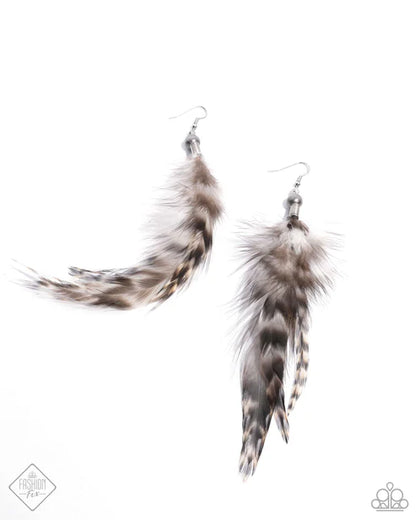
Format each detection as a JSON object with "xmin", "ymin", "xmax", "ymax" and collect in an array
[
  {"xmin": 236, "ymin": 216, "xmax": 336, "ymax": 478},
  {"xmin": 18, "ymin": 156, "xmax": 222, "ymax": 309}
]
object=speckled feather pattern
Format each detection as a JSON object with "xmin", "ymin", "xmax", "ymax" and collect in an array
[
  {"xmin": 20, "ymin": 156, "xmax": 222, "ymax": 308},
  {"xmin": 236, "ymin": 217, "xmax": 336, "ymax": 478}
]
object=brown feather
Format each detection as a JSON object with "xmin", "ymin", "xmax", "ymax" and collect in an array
[
  {"xmin": 17, "ymin": 156, "xmax": 222, "ymax": 309},
  {"xmin": 236, "ymin": 217, "xmax": 336, "ymax": 477}
]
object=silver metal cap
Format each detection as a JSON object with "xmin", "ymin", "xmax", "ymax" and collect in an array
[
  {"xmin": 286, "ymin": 189, "xmax": 303, "ymax": 218},
  {"xmin": 183, "ymin": 132, "xmax": 201, "ymax": 158}
]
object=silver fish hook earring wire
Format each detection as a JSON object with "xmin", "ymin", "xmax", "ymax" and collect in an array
[
  {"xmin": 17, "ymin": 105, "xmax": 223, "ymax": 308},
  {"xmin": 233, "ymin": 161, "xmax": 337, "ymax": 479},
  {"xmin": 269, "ymin": 161, "xmax": 311, "ymax": 218},
  {"xmin": 169, "ymin": 105, "xmax": 207, "ymax": 157}
]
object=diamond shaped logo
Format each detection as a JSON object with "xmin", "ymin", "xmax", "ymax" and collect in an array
[{"xmin": 9, "ymin": 463, "xmax": 56, "ymax": 511}]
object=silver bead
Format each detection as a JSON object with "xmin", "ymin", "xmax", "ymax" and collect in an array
[
  {"xmin": 183, "ymin": 132, "xmax": 201, "ymax": 158},
  {"xmin": 287, "ymin": 189, "xmax": 303, "ymax": 218},
  {"xmin": 287, "ymin": 190, "xmax": 303, "ymax": 205}
]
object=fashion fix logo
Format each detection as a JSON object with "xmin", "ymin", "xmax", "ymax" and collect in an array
[{"xmin": 9, "ymin": 463, "xmax": 56, "ymax": 511}]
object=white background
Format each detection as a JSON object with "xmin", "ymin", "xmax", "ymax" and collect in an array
[{"xmin": 0, "ymin": 1, "xmax": 415, "ymax": 518}]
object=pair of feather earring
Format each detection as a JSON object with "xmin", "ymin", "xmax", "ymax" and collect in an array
[{"xmin": 18, "ymin": 106, "xmax": 336, "ymax": 478}]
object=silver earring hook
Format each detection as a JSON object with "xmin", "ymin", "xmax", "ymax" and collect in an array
[
  {"xmin": 268, "ymin": 162, "xmax": 311, "ymax": 189},
  {"xmin": 169, "ymin": 105, "xmax": 208, "ymax": 133}
]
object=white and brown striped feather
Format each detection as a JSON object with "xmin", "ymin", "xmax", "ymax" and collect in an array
[
  {"xmin": 236, "ymin": 217, "xmax": 336, "ymax": 478},
  {"xmin": 19, "ymin": 156, "xmax": 222, "ymax": 309}
]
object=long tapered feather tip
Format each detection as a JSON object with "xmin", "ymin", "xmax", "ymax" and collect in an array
[
  {"xmin": 275, "ymin": 409, "xmax": 290, "ymax": 443},
  {"xmin": 287, "ymin": 396, "xmax": 298, "ymax": 415},
  {"xmin": 239, "ymin": 455, "xmax": 258, "ymax": 480},
  {"xmin": 10, "ymin": 157, "xmax": 223, "ymax": 310},
  {"xmin": 10, "ymin": 260, "xmax": 46, "ymax": 289}
]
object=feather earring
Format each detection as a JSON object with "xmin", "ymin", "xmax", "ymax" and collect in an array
[
  {"xmin": 18, "ymin": 106, "xmax": 223, "ymax": 309},
  {"xmin": 235, "ymin": 162, "xmax": 337, "ymax": 478}
]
